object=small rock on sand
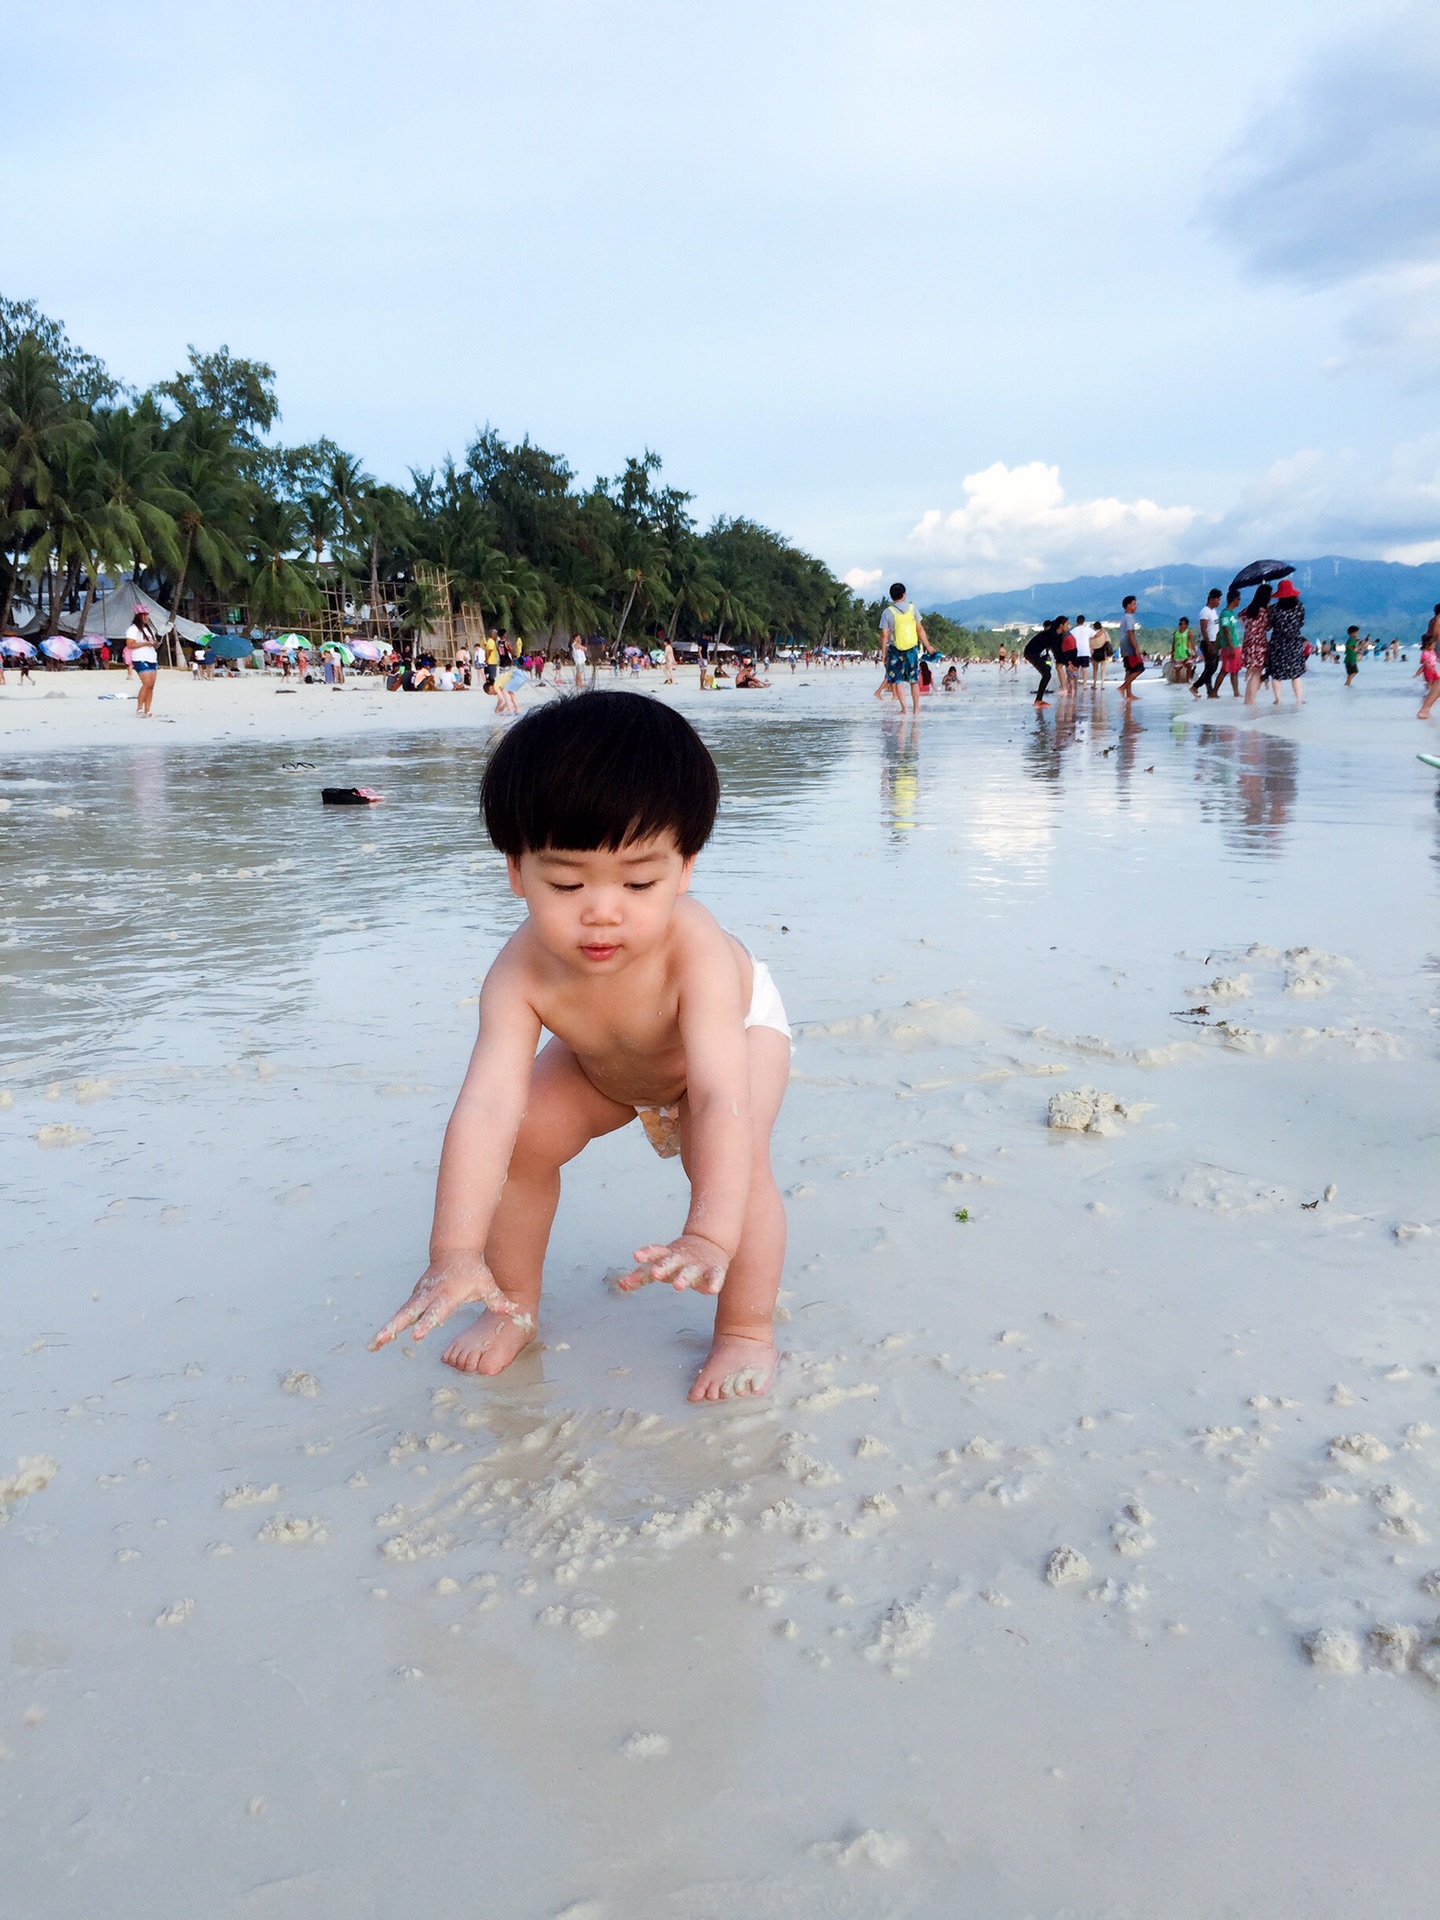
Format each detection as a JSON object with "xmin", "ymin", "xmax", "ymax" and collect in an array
[
  {"xmin": 1304, "ymin": 1627, "xmax": 1361, "ymax": 1674},
  {"xmin": 1045, "ymin": 1545, "xmax": 1090, "ymax": 1587}
]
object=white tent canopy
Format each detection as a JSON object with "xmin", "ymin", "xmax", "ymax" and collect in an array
[{"xmin": 80, "ymin": 580, "xmax": 211, "ymax": 643}]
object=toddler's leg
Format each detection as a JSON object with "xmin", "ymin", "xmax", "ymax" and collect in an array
[
  {"xmin": 688, "ymin": 1026, "xmax": 790, "ymax": 1402},
  {"xmin": 443, "ymin": 1039, "xmax": 634, "ymax": 1375}
]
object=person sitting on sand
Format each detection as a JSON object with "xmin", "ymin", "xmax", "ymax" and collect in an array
[
  {"xmin": 734, "ymin": 658, "xmax": 769, "ymax": 689},
  {"xmin": 942, "ymin": 664, "xmax": 959, "ymax": 690},
  {"xmin": 369, "ymin": 692, "xmax": 792, "ymax": 1403}
]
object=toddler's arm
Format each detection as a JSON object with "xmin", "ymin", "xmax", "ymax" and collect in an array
[
  {"xmin": 623, "ymin": 929, "xmax": 752, "ymax": 1294},
  {"xmin": 369, "ymin": 958, "xmax": 543, "ymax": 1349}
]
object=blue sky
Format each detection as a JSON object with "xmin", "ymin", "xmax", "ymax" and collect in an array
[{"xmin": 12, "ymin": 0, "xmax": 1439, "ymax": 595}]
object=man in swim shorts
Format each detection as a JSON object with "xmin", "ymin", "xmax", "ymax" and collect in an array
[
  {"xmin": 371, "ymin": 691, "xmax": 791, "ymax": 1403},
  {"xmin": 876, "ymin": 582, "xmax": 933, "ymax": 714}
]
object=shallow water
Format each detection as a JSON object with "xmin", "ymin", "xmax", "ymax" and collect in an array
[{"xmin": 3, "ymin": 662, "xmax": 1439, "ymax": 1920}]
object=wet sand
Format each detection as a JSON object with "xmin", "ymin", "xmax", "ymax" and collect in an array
[{"xmin": 3, "ymin": 658, "xmax": 1439, "ymax": 1918}]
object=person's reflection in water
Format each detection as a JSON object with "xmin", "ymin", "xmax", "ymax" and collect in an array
[
  {"xmin": 879, "ymin": 714, "xmax": 921, "ymax": 841},
  {"xmin": 1021, "ymin": 706, "xmax": 1062, "ymax": 785},
  {"xmin": 1229, "ymin": 729, "xmax": 1299, "ymax": 855},
  {"xmin": 1113, "ymin": 700, "xmax": 1145, "ymax": 803}
]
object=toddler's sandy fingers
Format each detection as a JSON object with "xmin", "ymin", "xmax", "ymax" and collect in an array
[
  {"xmin": 411, "ymin": 1297, "xmax": 458, "ymax": 1339},
  {"xmin": 368, "ymin": 1299, "xmax": 424, "ymax": 1349}
]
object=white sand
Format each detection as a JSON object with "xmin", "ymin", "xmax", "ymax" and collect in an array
[{"xmin": 3, "ymin": 656, "xmax": 1440, "ymax": 1916}]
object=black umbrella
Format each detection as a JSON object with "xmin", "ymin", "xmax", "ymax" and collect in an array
[{"xmin": 1227, "ymin": 558, "xmax": 1294, "ymax": 597}]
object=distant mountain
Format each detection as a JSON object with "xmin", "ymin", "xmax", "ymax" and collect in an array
[{"xmin": 930, "ymin": 556, "xmax": 1440, "ymax": 638}]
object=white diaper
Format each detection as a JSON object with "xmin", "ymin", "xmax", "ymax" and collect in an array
[
  {"xmin": 634, "ymin": 953, "xmax": 791, "ymax": 1158},
  {"xmin": 743, "ymin": 957, "xmax": 791, "ymax": 1041}
]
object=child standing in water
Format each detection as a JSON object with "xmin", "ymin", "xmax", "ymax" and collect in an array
[
  {"xmin": 369, "ymin": 692, "xmax": 791, "ymax": 1401},
  {"xmin": 1417, "ymin": 636, "xmax": 1440, "ymax": 720}
]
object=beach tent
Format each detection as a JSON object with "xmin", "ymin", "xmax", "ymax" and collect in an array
[{"xmin": 81, "ymin": 581, "xmax": 213, "ymax": 644}]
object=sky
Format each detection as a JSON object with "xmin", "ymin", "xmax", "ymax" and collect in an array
[{"xmin": 10, "ymin": 0, "xmax": 1440, "ymax": 598}]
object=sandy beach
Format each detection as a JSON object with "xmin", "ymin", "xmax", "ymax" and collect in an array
[{"xmin": 4, "ymin": 657, "xmax": 1439, "ymax": 1919}]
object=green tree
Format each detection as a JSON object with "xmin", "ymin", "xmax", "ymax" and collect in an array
[
  {"xmin": 0, "ymin": 334, "xmax": 90, "ymax": 630},
  {"xmin": 165, "ymin": 411, "xmax": 248, "ymax": 619},
  {"xmin": 247, "ymin": 496, "xmax": 319, "ymax": 621},
  {"xmin": 159, "ymin": 345, "xmax": 279, "ymax": 441}
]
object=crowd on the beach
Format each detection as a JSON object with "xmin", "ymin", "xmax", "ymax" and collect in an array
[{"xmin": 915, "ymin": 586, "xmax": 1440, "ymax": 723}]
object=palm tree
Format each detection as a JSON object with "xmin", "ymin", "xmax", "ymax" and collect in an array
[
  {"xmin": 248, "ymin": 497, "xmax": 320, "ymax": 622},
  {"xmin": 0, "ymin": 335, "xmax": 89, "ymax": 631},
  {"xmin": 167, "ymin": 412, "xmax": 247, "ymax": 626},
  {"xmin": 543, "ymin": 546, "xmax": 604, "ymax": 649},
  {"xmin": 665, "ymin": 541, "xmax": 719, "ymax": 645},
  {"xmin": 611, "ymin": 531, "xmax": 671, "ymax": 651},
  {"xmin": 300, "ymin": 491, "xmax": 336, "ymax": 570},
  {"xmin": 90, "ymin": 404, "xmax": 184, "ymax": 583},
  {"xmin": 400, "ymin": 576, "xmax": 444, "ymax": 641}
]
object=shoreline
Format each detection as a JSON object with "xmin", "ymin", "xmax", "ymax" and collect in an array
[{"xmin": 1, "ymin": 654, "xmax": 1430, "ymax": 762}]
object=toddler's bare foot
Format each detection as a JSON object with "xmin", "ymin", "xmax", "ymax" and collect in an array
[
  {"xmin": 689, "ymin": 1331, "xmax": 777, "ymax": 1403},
  {"xmin": 442, "ymin": 1307, "xmax": 537, "ymax": 1376}
]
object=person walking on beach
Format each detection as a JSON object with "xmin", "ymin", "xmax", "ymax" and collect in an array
[
  {"xmin": 876, "ymin": 582, "xmax": 932, "ymax": 714},
  {"xmin": 1218, "ymin": 589, "xmax": 1243, "ymax": 696},
  {"xmin": 663, "ymin": 636, "xmax": 677, "ymax": 685},
  {"xmin": 1344, "ymin": 626, "xmax": 1360, "ymax": 686},
  {"xmin": 1057, "ymin": 615, "xmax": 1079, "ymax": 692},
  {"xmin": 1265, "ymin": 578, "xmax": 1306, "ymax": 707},
  {"xmin": 1118, "ymin": 597, "xmax": 1144, "ymax": 700},
  {"xmin": 126, "ymin": 608, "xmax": 160, "ymax": 717},
  {"xmin": 1071, "ymin": 615, "xmax": 1093, "ymax": 689},
  {"xmin": 1024, "ymin": 618, "xmax": 1060, "ymax": 707},
  {"xmin": 1240, "ymin": 584, "xmax": 1272, "ymax": 705},
  {"xmin": 1193, "ymin": 590, "xmax": 1223, "ymax": 699}
]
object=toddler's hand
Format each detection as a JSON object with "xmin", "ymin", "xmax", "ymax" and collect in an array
[
  {"xmin": 368, "ymin": 1253, "xmax": 523, "ymax": 1350},
  {"xmin": 619, "ymin": 1233, "xmax": 729, "ymax": 1296}
]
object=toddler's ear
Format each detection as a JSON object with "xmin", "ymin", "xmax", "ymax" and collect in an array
[
  {"xmin": 676, "ymin": 855, "xmax": 697, "ymax": 896},
  {"xmin": 506, "ymin": 855, "xmax": 527, "ymax": 898}
]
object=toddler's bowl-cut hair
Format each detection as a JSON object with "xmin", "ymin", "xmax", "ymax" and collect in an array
[{"xmin": 482, "ymin": 690, "xmax": 719, "ymax": 859}]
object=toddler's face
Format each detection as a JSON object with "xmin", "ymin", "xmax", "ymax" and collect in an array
[{"xmin": 509, "ymin": 834, "xmax": 695, "ymax": 971}]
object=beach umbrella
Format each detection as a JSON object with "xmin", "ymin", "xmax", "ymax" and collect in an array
[
  {"xmin": 348, "ymin": 639, "xmax": 383, "ymax": 661},
  {"xmin": 207, "ymin": 633, "xmax": 259, "ymax": 662},
  {"xmin": 273, "ymin": 632, "xmax": 307, "ymax": 650},
  {"xmin": 321, "ymin": 641, "xmax": 355, "ymax": 664},
  {"xmin": 40, "ymin": 637, "xmax": 82, "ymax": 662},
  {"xmin": 1227, "ymin": 558, "xmax": 1294, "ymax": 596},
  {"xmin": 261, "ymin": 638, "xmax": 293, "ymax": 655},
  {"xmin": 1, "ymin": 636, "xmax": 37, "ymax": 658}
]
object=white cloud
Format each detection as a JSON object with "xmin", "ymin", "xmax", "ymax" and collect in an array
[
  {"xmin": 1204, "ymin": 11, "xmax": 1440, "ymax": 387},
  {"xmin": 842, "ymin": 566, "xmax": 882, "ymax": 592},
  {"xmin": 899, "ymin": 442, "xmax": 1440, "ymax": 599},
  {"xmin": 908, "ymin": 462, "xmax": 1201, "ymax": 593}
]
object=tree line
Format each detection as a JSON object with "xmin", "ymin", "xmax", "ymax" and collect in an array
[{"xmin": 0, "ymin": 295, "xmax": 937, "ymax": 656}]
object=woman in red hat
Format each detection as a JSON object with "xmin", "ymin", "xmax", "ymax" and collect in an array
[{"xmin": 1266, "ymin": 577, "xmax": 1306, "ymax": 707}]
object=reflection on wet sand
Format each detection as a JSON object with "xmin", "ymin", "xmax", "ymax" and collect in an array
[
  {"xmin": 1190, "ymin": 724, "xmax": 1301, "ymax": 856},
  {"xmin": 879, "ymin": 715, "xmax": 920, "ymax": 838}
]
